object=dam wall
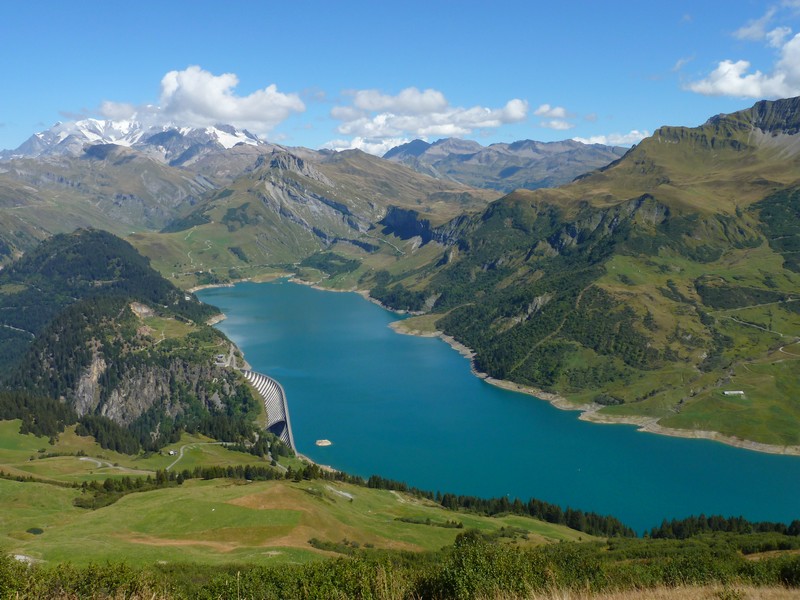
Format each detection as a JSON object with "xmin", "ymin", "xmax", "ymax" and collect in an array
[{"xmin": 242, "ymin": 369, "xmax": 296, "ymax": 452}]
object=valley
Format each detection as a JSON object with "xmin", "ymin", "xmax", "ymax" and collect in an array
[
  {"xmin": 1, "ymin": 95, "xmax": 800, "ymax": 598},
  {"xmin": 4, "ymin": 99, "xmax": 799, "ymax": 450}
]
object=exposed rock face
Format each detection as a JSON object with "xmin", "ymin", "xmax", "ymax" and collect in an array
[
  {"xmin": 74, "ymin": 351, "xmax": 106, "ymax": 416},
  {"xmin": 73, "ymin": 357, "xmax": 246, "ymax": 427},
  {"xmin": 706, "ymin": 96, "xmax": 800, "ymax": 136},
  {"xmin": 263, "ymin": 151, "xmax": 334, "ymax": 187},
  {"xmin": 379, "ymin": 206, "xmax": 471, "ymax": 245},
  {"xmin": 100, "ymin": 366, "xmax": 174, "ymax": 425}
]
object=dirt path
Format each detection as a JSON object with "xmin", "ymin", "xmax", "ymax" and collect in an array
[
  {"xmin": 165, "ymin": 442, "xmax": 228, "ymax": 471},
  {"xmin": 722, "ymin": 315, "xmax": 786, "ymax": 336},
  {"xmin": 78, "ymin": 456, "xmax": 151, "ymax": 475}
]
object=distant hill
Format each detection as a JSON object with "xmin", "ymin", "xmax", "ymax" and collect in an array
[
  {"xmin": 364, "ymin": 96, "xmax": 800, "ymax": 449},
  {"xmin": 131, "ymin": 147, "xmax": 497, "ymax": 287},
  {"xmin": 383, "ymin": 137, "xmax": 627, "ymax": 192},
  {"xmin": 0, "ymin": 119, "xmax": 498, "ymax": 279}
]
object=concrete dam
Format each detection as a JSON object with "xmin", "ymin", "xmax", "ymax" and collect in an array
[{"xmin": 242, "ymin": 370, "xmax": 296, "ymax": 452}]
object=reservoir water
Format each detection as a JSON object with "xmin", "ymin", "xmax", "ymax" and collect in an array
[{"xmin": 198, "ymin": 280, "xmax": 800, "ymax": 533}]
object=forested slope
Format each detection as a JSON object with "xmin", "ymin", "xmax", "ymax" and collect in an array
[
  {"xmin": 364, "ymin": 97, "xmax": 800, "ymax": 447},
  {"xmin": 0, "ymin": 229, "xmax": 262, "ymax": 452}
]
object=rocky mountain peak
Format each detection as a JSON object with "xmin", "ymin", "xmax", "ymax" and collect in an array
[
  {"xmin": 382, "ymin": 139, "xmax": 431, "ymax": 160},
  {"xmin": 0, "ymin": 119, "xmax": 269, "ymax": 164},
  {"xmin": 705, "ymin": 96, "xmax": 800, "ymax": 136},
  {"xmin": 254, "ymin": 150, "xmax": 333, "ymax": 186}
]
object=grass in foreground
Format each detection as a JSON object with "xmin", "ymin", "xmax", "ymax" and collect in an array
[
  {"xmin": 2, "ymin": 531, "xmax": 800, "ymax": 599},
  {"xmin": 0, "ymin": 475, "xmax": 585, "ymax": 567}
]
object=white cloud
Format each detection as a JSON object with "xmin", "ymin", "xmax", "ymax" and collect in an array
[
  {"xmin": 534, "ymin": 104, "xmax": 568, "ymax": 118},
  {"xmin": 672, "ymin": 56, "xmax": 694, "ymax": 72},
  {"xmin": 327, "ymin": 87, "xmax": 528, "ymax": 154},
  {"xmin": 97, "ymin": 101, "xmax": 138, "ymax": 120},
  {"xmin": 687, "ymin": 32, "xmax": 800, "ymax": 97},
  {"xmin": 351, "ymin": 87, "xmax": 448, "ymax": 113},
  {"xmin": 572, "ymin": 130, "xmax": 650, "ymax": 147},
  {"xmin": 767, "ymin": 25, "xmax": 792, "ymax": 47},
  {"xmin": 533, "ymin": 104, "xmax": 577, "ymax": 130},
  {"xmin": 100, "ymin": 66, "xmax": 305, "ymax": 136},
  {"xmin": 688, "ymin": 7, "xmax": 800, "ymax": 98},
  {"xmin": 733, "ymin": 7, "xmax": 777, "ymax": 41},
  {"xmin": 323, "ymin": 136, "xmax": 410, "ymax": 156},
  {"xmin": 540, "ymin": 119, "xmax": 574, "ymax": 130}
]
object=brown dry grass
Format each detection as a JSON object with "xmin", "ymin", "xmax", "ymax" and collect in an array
[
  {"xmin": 227, "ymin": 482, "xmax": 424, "ymax": 553},
  {"xmin": 495, "ymin": 585, "xmax": 800, "ymax": 600}
]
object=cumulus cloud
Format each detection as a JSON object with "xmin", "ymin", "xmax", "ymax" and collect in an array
[
  {"xmin": 688, "ymin": 8, "xmax": 800, "ymax": 98},
  {"xmin": 540, "ymin": 119, "xmax": 574, "ymax": 130},
  {"xmin": 327, "ymin": 87, "xmax": 528, "ymax": 154},
  {"xmin": 99, "ymin": 66, "xmax": 305, "ymax": 136},
  {"xmin": 572, "ymin": 130, "xmax": 650, "ymax": 146},
  {"xmin": 767, "ymin": 26, "xmax": 792, "ymax": 47},
  {"xmin": 351, "ymin": 87, "xmax": 448, "ymax": 113},
  {"xmin": 533, "ymin": 104, "xmax": 577, "ymax": 130},
  {"xmin": 534, "ymin": 104, "xmax": 569, "ymax": 118},
  {"xmin": 98, "ymin": 101, "xmax": 139, "ymax": 121},
  {"xmin": 323, "ymin": 136, "xmax": 410, "ymax": 156}
]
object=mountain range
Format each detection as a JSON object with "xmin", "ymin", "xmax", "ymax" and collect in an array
[
  {"xmin": 0, "ymin": 118, "xmax": 269, "ymax": 164},
  {"xmin": 2, "ymin": 98, "xmax": 800, "ymax": 450},
  {"xmin": 3, "ymin": 94, "xmax": 800, "ymax": 597},
  {"xmin": 367, "ymin": 97, "xmax": 800, "ymax": 449},
  {"xmin": 383, "ymin": 137, "xmax": 626, "ymax": 192}
]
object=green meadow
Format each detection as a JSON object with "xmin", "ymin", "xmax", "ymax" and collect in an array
[{"xmin": 0, "ymin": 421, "xmax": 585, "ymax": 567}]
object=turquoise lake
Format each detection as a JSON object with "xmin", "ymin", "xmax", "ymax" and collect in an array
[{"xmin": 198, "ymin": 280, "xmax": 800, "ymax": 533}]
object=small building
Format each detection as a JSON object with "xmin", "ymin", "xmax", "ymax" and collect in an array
[
  {"xmin": 168, "ymin": 450, "xmax": 176, "ymax": 456},
  {"xmin": 723, "ymin": 390, "xmax": 745, "ymax": 396}
]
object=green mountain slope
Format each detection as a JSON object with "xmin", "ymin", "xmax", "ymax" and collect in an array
[
  {"xmin": 0, "ymin": 230, "xmax": 260, "ymax": 451},
  {"xmin": 131, "ymin": 149, "xmax": 497, "ymax": 288},
  {"xmin": 365, "ymin": 97, "xmax": 800, "ymax": 449}
]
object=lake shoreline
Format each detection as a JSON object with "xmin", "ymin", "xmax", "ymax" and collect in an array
[
  {"xmin": 197, "ymin": 277, "xmax": 800, "ymax": 530},
  {"xmin": 200, "ymin": 276, "xmax": 800, "ymax": 457},
  {"xmin": 389, "ymin": 321, "xmax": 800, "ymax": 458}
]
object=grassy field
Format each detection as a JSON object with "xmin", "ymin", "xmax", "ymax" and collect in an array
[
  {"xmin": 660, "ymin": 353, "xmax": 800, "ymax": 445},
  {"xmin": 0, "ymin": 420, "xmax": 586, "ymax": 566},
  {"xmin": 0, "ymin": 476, "xmax": 586, "ymax": 567},
  {"xmin": 582, "ymin": 242, "xmax": 800, "ymax": 446},
  {"xmin": 0, "ymin": 421, "xmax": 274, "ymax": 482}
]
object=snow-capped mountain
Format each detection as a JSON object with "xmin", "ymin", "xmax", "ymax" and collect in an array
[{"xmin": 1, "ymin": 118, "xmax": 268, "ymax": 164}]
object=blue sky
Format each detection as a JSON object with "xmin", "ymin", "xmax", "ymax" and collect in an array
[{"xmin": 2, "ymin": 1, "xmax": 800, "ymax": 154}]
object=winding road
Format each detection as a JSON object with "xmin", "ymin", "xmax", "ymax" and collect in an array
[{"xmin": 165, "ymin": 442, "xmax": 228, "ymax": 471}]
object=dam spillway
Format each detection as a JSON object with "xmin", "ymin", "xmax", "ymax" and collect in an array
[{"xmin": 242, "ymin": 369, "xmax": 296, "ymax": 452}]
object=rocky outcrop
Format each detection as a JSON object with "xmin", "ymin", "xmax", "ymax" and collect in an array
[
  {"xmin": 72, "ymin": 351, "xmax": 246, "ymax": 428},
  {"xmin": 74, "ymin": 351, "xmax": 106, "ymax": 416},
  {"xmin": 379, "ymin": 206, "xmax": 472, "ymax": 245}
]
